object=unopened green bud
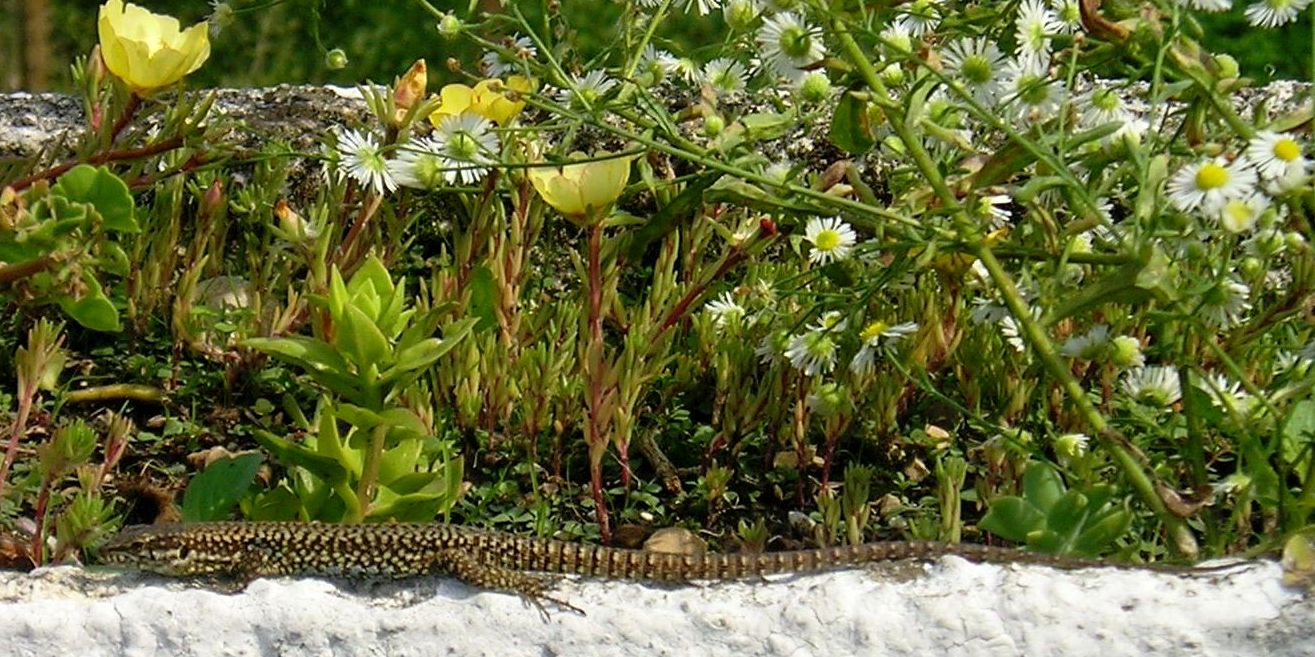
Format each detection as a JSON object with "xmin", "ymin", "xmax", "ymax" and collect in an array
[
  {"xmin": 1286, "ymin": 230, "xmax": 1308, "ymax": 252},
  {"xmin": 1214, "ymin": 54, "xmax": 1239, "ymax": 79},
  {"xmin": 880, "ymin": 62, "xmax": 905, "ymax": 86},
  {"xmin": 796, "ymin": 71, "xmax": 831, "ymax": 104},
  {"xmin": 325, "ymin": 48, "xmax": 349, "ymax": 70},
  {"xmin": 723, "ymin": 0, "xmax": 760, "ymax": 31},
  {"xmin": 703, "ymin": 113, "xmax": 725, "ymax": 137},
  {"xmin": 1109, "ymin": 335, "xmax": 1143, "ymax": 369},
  {"xmin": 807, "ymin": 382, "xmax": 849, "ymax": 417},
  {"xmin": 1239, "ymin": 256, "xmax": 1264, "ymax": 280},
  {"xmin": 437, "ymin": 13, "xmax": 463, "ymax": 37}
]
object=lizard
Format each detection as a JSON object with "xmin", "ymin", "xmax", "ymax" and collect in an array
[{"xmin": 97, "ymin": 521, "xmax": 1237, "ymax": 615}]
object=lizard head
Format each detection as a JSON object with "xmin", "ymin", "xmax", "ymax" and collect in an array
[{"xmin": 98, "ymin": 524, "xmax": 239, "ymax": 576}]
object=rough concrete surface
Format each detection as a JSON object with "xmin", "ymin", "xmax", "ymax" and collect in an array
[{"xmin": 0, "ymin": 557, "xmax": 1309, "ymax": 657}]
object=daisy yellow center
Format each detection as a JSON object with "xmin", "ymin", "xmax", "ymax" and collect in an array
[
  {"xmin": 1222, "ymin": 199, "xmax": 1254, "ymax": 223},
  {"xmin": 1092, "ymin": 89, "xmax": 1120, "ymax": 111},
  {"xmin": 961, "ymin": 55, "xmax": 991, "ymax": 84},
  {"xmin": 1194, "ymin": 163, "xmax": 1229, "ymax": 190},
  {"xmin": 814, "ymin": 229, "xmax": 842, "ymax": 251},
  {"xmin": 1273, "ymin": 138, "xmax": 1301, "ymax": 162},
  {"xmin": 806, "ymin": 334, "xmax": 836, "ymax": 359},
  {"xmin": 780, "ymin": 26, "xmax": 812, "ymax": 59},
  {"xmin": 1018, "ymin": 74, "xmax": 1049, "ymax": 105},
  {"xmin": 860, "ymin": 321, "xmax": 889, "ymax": 342},
  {"xmin": 448, "ymin": 132, "xmax": 479, "ymax": 160}
]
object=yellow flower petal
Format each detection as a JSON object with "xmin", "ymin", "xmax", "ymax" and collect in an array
[
  {"xmin": 97, "ymin": 0, "xmax": 210, "ymax": 94},
  {"xmin": 528, "ymin": 153, "xmax": 635, "ymax": 225}
]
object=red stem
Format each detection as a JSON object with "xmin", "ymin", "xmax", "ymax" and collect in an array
[
  {"xmin": 585, "ymin": 223, "xmax": 612, "ymax": 543},
  {"xmin": 9, "ymin": 136, "xmax": 186, "ymax": 192},
  {"xmin": 109, "ymin": 93, "xmax": 142, "ymax": 143}
]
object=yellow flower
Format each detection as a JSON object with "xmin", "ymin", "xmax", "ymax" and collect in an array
[
  {"xmin": 428, "ymin": 76, "xmax": 534, "ymax": 126},
  {"xmin": 528, "ymin": 152, "xmax": 635, "ymax": 225},
  {"xmin": 97, "ymin": 0, "xmax": 210, "ymax": 94}
]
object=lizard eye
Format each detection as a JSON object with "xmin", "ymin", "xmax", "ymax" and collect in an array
[{"xmin": 177, "ymin": 546, "xmax": 191, "ymax": 560}]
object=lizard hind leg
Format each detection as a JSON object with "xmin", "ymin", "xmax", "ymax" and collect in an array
[{"xmin": 433, "ymin": 549, "xmax": 584, "ymax": 619}]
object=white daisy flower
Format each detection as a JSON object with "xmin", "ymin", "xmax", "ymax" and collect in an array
[
  {"xmin": 849, "ymin": 320, "xmax": 918, "ymax": 374},
  {"xmin": 1000, "ymin": 314, "xmax": 1028, "ymax": 353},
  {"xmin": 879, "ymin": 21, "xmax": 915, "ymax": 58},
  {"xmin": 1054, "ymin": 433, "xmax": 1089, "ymax": 459},
  {"xmin": 702, "ymin": 58, "xmax": 748, "ymax": 96},
  {"xmin": 1246, "ymin": 0, "xmax": 1312, "ymax": 27},
  {"xmin": 1050, "ymin": 0, "xmax": 1083, "ymax": 32},
  {"xmin": 941, "ymin": 37, "xmax": 1008, "ymax": 105},
  {"xmin": 896, "ymin": 0, "xmax": 943, "ymax": 37},
  {"xmin": 390, "ymin": 137, "xmax": 446, "ymax": 190},
  {"xmin": 481, "ymin": 35, "xmax": 536, "ymax": 77},
  {"xmin": 1216, "ymin": 193, "xmax": 1269, "ymax": 233},
  {"xmin": 1166, "ymin": 157, "xmax": 1259, "ymax": 214},
  {"xmin": 1060, "ymin": 324, "xmax": 1110, "ymax": 360},
  {"xmin": 1015, "ymin": 0, "xmax": 1060, "ymax": 66},
  {"xmin": 428, "ymin": 114, "xmax": 498, "ymax": 185},
  {"xmin": 637, "ymin": 45, "xmax": 678, "ymax": 85},
  {"xmin": 757, "ymin": 329, "xmax": 791, "ymax": 365},
  {"xmin": 1246, "ymin": 130, "xmax": 1310, "ymax": 180},
  {"xmin": 1198, "ymin": 274, "xmax": 1252, "ymax": 328},
  {"xmin": 973, "ymin": 193, "xmax": 1013, "ymax": 228},
  {"xmin": 722, "ymin": 0, "xmax": 763, "ymax": 30},
  {"xmin": 803, "ymin": 216, "xmax": 857, "ymax": 265},
  {"xmin": 785, "ymin": 330, "xmax": 838, "ymax": 375},
  {"xmin": 558, "ymin": 70, "xmax": 618, "ymax": 108},
  {"xmin": 684, "ymin": 0, "xmax": 724, "ymax": 15},
  {"xmin": 1195, "ymin": 371, "xmax": 1256, "ymax": 415},
  {"xmin": 1176, "ymin": 0, "xmax": 1233, "ymax": 10},
  {"xmin": 757, "ymin": 11, "xmax": 825, "ymax": 80},
  {"xmin": 335, "ymin": 128, "xmax": 396, "ymax": 194},
  {"xmin": 703, "ymin": 291, "xmax": 746, "ymax": 330},
  {"xmin": 1078, "ymin": 87, "xmax": 1130, "ymax": 128},
  {"xmin": 808, "ymin": 310, "xmax": 848, "ymax": 333},
  {"xmin": 1000, "ymin": 58, "xmax": 1062, "ymax": 125},
  {"xmin": 1121, "ymin": 365, "xmax": 1182, "ymax": 407}
]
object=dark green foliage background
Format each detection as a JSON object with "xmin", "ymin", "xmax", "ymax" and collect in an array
[{"xmin": 8, "ymin": 0, "xmax": 1307, "ymax": 93}]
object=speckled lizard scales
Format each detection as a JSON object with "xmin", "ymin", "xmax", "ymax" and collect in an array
[{"xmin": 97, "ymin": 521, "xmax": 1190, "ymax": 602}]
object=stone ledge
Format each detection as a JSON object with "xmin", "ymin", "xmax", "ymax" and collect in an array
[{"xmin": 0, "ymin": 558, "xmax": 1307, "ymax": 657}]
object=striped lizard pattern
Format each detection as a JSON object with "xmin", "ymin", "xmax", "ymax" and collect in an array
[{"xmin": 98, "ymin": 522, "xmax": 1216, "ymax": 611}]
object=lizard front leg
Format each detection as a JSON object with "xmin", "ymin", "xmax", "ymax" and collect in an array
[{"xmin": 432, "ymin": 549, "xmax": 583, "ymax": 618}]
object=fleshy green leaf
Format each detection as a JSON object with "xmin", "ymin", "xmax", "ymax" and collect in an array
[
  {"xmin": 828, "ymin": 92, "xmax": 876, "ymax": 155},
  {"xmin": 181, "ymin": 453, "xmax": 263, "ymax": 522},
  {"xmin": 979, "ymin": 496, "xmax": 1045, "ymax": 543},
  {"xmin": 52, "ymin": 165, "xmax": 137, "ymax": 233}
]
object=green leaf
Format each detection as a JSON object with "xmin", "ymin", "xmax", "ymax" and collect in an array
[
  {"xmin": 1046, "ymin": 245, "xmax": 1175, "ymax": 325},
  {"xmin": 52, "ymin": 165, "xmax": 137, "ymax": 233},
  {"xmin": 1282, "ymin": 399, "xmax": 1315, "ymax": 470},
  {"xmin": 58, "ymin": 273, "xmax": 121, "ymax": 332},
  {"xmin": 349, "ymin": 256, "xmax": 395, "ymax": 299},
  {"xmin": 339, "ymin": 304, "xmax": 391, "ymax": 371},
  {"xmin": 244, "ymin": 335, "xmax": 350, "ymax": 375},
  {"xmin": 337, "ymin": 403, "xmax": 385, "ymax": 432},
  {"xmin": 740, "ymin": 111, "xmax": 793, "ymax": 141},
  {"xmin": 180, "ymin": 453, "xmax": 263, "ymax": 522},
  {"xmin": 468, "ymin": 266, "xmax": 499, "ymax": 333},
  {"xmin": 1021, "ymin": 461, "xmax": 1066, "ymax": 512},
  {"xmin": 1075, "ymin": 509, "xmax": 1132, "ymax": 556},
  {"xmin": 979, "ymin": 496, "xmax": 1045, "ymax": 543},
  {"xmin": 253, "ymin": 428, "xmax": 349, "ymax": 485},
  {"xmin": 828, "ymin": 92, "xmax": 876, "ymax": 155},
  {"xmin": 969, "ymin": 141, "xmax": 1037, "ymax": 189},
  {"xmin": 1045, "ymin": 490, "xmax": 1092, "ymax": 543}
]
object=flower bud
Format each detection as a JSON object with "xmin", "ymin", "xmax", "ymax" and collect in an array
[
  {"xmin": 325, "ymin": 48, "xmax": 348, "ymax": 70},
  {"xmin": 437, "ymin": 12, "xmax": 463, "ymax": 37},
  {"xmin": 392, "ymin": 59, "xmax": 427, "ymax": 124}
]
